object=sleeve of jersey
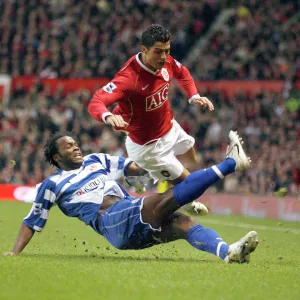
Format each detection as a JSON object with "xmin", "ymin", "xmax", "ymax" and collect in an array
[
  {"xmin": 22, "ymin": 179, "xmax": 57, "ymax": 232},
  {"xmin": 171, "ymin": 57, "xmax": 199, "ymax": 103},
  {"xmin": 88, "ymin": 73, "xmax": 131, "ymax": 123},
  {"xmin": 97, "ymin": 153, "xmax": 132, "ymax": 180}
]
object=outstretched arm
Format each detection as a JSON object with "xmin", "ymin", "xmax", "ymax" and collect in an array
[
  {"xmin": 3, "ymin": 179, "xmax": 56, "ymax": 256},
  {"xmin": 3, "ymin": 223, "xmax": 35, "ymax": 256},
  {"xmin": 171, "ymin": 57, "xmax": 214, "ymax": 111}
]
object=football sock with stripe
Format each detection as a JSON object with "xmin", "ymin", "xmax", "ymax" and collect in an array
[
  {"xmin": 173, "ymin": 158, "xmax": 236, "ymax": 207},
  {"xmin": 187, "ymin": 224, "xmax": 229, "ymax": 260}
]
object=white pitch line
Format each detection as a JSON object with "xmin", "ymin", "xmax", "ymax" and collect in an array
[{"xmin": 199, "ymin": 218, "xmax": 300, "ymax": 234}]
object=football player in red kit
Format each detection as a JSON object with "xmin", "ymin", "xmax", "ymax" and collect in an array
[{"xmin": 88, "ymin": 24, "xmax": 214, "ymax": 212}]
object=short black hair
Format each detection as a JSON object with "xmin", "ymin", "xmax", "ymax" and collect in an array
[
  {"xmin": 44, "ymin": 132, "xmax": 72, "ymax": 168},
  {"xmin": 141, "ymin": 24, "xmax": 171, "ymax": 48}
]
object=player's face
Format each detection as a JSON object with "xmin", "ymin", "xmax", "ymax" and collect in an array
[
  {"xmin": 142, "ymin": 41, "xmax": 170, "ymax": 71},
  {"xmin": 54, "ymin": 136, "xmax": 83, "ymax": 170}
]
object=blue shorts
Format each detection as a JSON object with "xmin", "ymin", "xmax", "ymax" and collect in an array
[{"xmin": 96, "ymin": 196, "xmax": 161, "ymax": 250}]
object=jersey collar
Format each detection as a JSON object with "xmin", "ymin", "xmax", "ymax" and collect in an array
[{"xmin": 136, "ymin": 53, "xmax": 158, "ymax": 75}]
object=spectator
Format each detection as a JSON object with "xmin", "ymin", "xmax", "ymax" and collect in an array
[
  {"xmin": 0, "ymin": 0, "xmax": 220, "ymax": 77},
  {"xmin": 1, "ymin": 80, "xmax": 299, "ymax": 196},
  {"xmin": 188, "ymin": 0, "xmax": 299, "ymax": 80}
]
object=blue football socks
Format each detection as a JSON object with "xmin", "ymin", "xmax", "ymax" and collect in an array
[
  {"xmin": 187, "ymin": 224, "xmax": 229, "ymax": 260},
  {"xmin": 173, "ymin": 158, "xmax": 236, "ymax": 207}
]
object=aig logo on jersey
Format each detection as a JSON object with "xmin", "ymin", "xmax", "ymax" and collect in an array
[
  {"xmin": 146, "ymin": 83, "xmax": 169, "ymax": 111},
  {"xmin": 161, "ymin": 68, "xmax": 169, "ymax": 81}
]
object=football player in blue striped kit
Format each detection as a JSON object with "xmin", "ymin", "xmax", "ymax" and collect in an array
[{"xmin": 4, "ymin": 131, "xmax": 258, "ymax": 263}]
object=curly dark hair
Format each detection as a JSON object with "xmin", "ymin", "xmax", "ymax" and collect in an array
[
  {"xmin": 44, "ymin": 132, "xmax": 72, "ymax": 168},
  {"xmin": 141, "ymin": 24, "xmax": 171, "ymax": 48}
]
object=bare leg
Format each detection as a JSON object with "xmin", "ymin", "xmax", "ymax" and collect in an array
[
  {"xmin": 151, "ymin": 213, "xmax": 231, "ymax": 261},
  {"xmin": 141, "ymin": 158, "xmax": 237, "ymax": 228},
  {"xmin": 167, "ymin": 147, "xmax": 197, "ymax": 185},
  {"xmin": 141, "ymin": 189, "xmax": 179, "ymax": 229},
  {"xmin": 144, "ymin": 131, "xmax": 258, "ymax": 263},
  {"xmin": 167, "ymin": 168, "xmax": 190, "ymax": 186},
  {"xmin": 176, "ymin": 147, "xmax": 197, "ymax": 170},
  {"xmin": 152, "ymin": 212, "xmax": 198, "ymax": 243}
]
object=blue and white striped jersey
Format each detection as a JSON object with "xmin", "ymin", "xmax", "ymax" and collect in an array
[{"xmin": 23, "ymin": 153, "xmax": 132, "ymax": 233}]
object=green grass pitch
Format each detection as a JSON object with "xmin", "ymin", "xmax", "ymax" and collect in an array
[{"xmin": 1, "ymin": 201, "xmax": 300, "ymax": 300}]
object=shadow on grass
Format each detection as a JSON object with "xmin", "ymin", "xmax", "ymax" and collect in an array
[{"xmin": 20, "ymin": 253, "xmax": 218, "ymax": 264}]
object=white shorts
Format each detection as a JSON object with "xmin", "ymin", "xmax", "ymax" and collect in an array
[{"xmin": 125, "ymin": 120, "xmax": 195, "ymax": 181}]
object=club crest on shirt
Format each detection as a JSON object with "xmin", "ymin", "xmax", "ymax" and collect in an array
[{"xmin": 161, "ymin": 68, "xmax": 169, "ymax": 81}]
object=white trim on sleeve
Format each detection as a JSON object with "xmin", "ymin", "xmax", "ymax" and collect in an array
[
  {"xmin": 188, "ymin": 93, "xmax": 200, "ymax": 104},
  {"xmin": 102, "ymin": 112, "xmax": 114, "ymax": 123}
]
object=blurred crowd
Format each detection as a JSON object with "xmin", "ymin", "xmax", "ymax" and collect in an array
[
  {"xmin": 0, "ymin": 0, "xmax": 299, "ymax": 197},
  {"xmin": 187, "ymin": 0, "xmax": 300, "ymax": 80},
  {"xmin": 0, "ymin": 0, "xmax": 220, "ymax": 78},
  {"xmin": 0, "ymin": 80, "xmax": 299, "ymax": 196}
]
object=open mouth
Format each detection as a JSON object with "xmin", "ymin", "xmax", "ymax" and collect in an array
[{"xmin": 74, "ymin": 152, "xmax": 82, "ymax": 159}]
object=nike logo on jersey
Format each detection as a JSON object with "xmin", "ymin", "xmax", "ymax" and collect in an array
[{"xmin": 142, "ymin": 84, "xmax": 149, "ymax": 90}]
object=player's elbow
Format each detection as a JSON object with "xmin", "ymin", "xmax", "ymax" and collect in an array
[
  {"xmin": 88, "ymin": 95, "xmax": 99, "ymax": 120},
  {"xmin": 88, "ymin": 92, "xmax": 109, "ymax": 122},
  {"xmin": 87, "ymin": 99, "xmax": 94, "ymax": 117}
]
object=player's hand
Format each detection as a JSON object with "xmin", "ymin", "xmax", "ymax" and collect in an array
[
  {"xmin": 125, "ymin": 174, "xmax": 151, "ymax": 194},
  {"xmin": 3, "ymin": 252, "xmax": 16, "ymax": 256},
  {"xmin": 105, "ymin": 115, "xmax": 129, "ymax": 128},
  {"xmin": 192, "ymin": 97, "xmax": 214, "ymax": 111}
]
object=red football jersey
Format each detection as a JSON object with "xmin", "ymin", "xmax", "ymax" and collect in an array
[{"xmin": 88, "ymin": 53, "xmax": 199, "ymax": 145}]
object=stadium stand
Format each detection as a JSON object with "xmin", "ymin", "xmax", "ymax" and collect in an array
[
  {"xmin": 0, "ymin": 0, "xmax": 220, "ymax": 77},
  {"xmin": 187, "ymin": 0, "xmax": 299, "ymax": 80},
  {"xmin": 0, "ymin": 0, "xmax": 299, "ymax": 197},
  {"xmin": 1, "ymin": 80, "xmax": 299, "ymax": 196}
]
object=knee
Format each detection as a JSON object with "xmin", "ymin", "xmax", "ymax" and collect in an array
[
  {"xmin": 174, "ymin": 214, "xmax": 200, "ymax": 233},
  {"xmin": 181, "ymin": 215, "xmax": 199, "ymax": 229}
]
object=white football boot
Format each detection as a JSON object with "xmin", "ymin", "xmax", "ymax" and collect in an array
[
  {"xmin": 226, "ymin": 130, "xmax": 251, "ymax": 171},
  {"xmin": 224, "ymin": 231, "xmax": 259, "ymax": 264},
  {"xmin": 191, "ymin": 201, "xmax": 209, "ymax": 216}
]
